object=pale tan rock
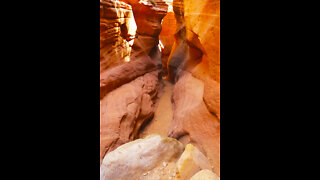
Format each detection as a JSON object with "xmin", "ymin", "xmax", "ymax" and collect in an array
[
  {"xmin": 100, "ymin": 134, "xmax": 184, "ymax": 180},
  {"xmin": 175, "ymin": 144, "xmax": 211, "ymax": 179},
  {"xmin": 190, "ymin": 169, "xmax": 220, "ymax": 180}
]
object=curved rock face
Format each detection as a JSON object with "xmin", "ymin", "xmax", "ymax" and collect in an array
[
  {"xmin": 125, "ymin": 0, "xmax": 168, "ymax": 59},
  {"xmin": 168, "ymin": 72, "xmax": 220, "ymax": 175},
  {"xmin": 159, "ymin": 11, "xmax": 176, "ymax": 75},
  {"xmin": 168, "ymin": 0, "xmax": 220, "ymax": 82},
  {"xmin": 184, "ymin": 0, "xmax": 220, "ymax": 82},
  {"xmin": 168, "ymin": 0, "xmax": 220, "ymax": 119}
]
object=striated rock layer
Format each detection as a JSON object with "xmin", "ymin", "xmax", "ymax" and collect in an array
[{"xmin": 100, "ymin": 0, "xmax": 137, "ymax": 71}]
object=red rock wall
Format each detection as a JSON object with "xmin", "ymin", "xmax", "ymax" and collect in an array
[
  {"xmin": 167, "ymin": 0, "xmax": 220, "ymax": 175},
  {"xmin": 100, "ymin": 0, "xmax": 168, "ymax": 164}
]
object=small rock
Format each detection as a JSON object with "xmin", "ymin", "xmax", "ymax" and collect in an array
[
  {"xmin": 143, "ymin": 173, "xmax": 147, "ymax": 176},
  {"xmin": 163, "ymin": 162, "xmax": 167, "ymax": 167}
]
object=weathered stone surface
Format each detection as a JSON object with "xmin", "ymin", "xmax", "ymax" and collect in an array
[
  {"xmin": 100, "ymin": 55, "xmax": 157, "ymax": 99},
  {"xmin": 175, "ymin": 144, "xmax": 211, "ymax": 179},
  {"xmin": 168, "ymin": 72, "xmax": 220, "ymax": 175},
  {"xmin": 186, "ymin": 60, "xmax": 220, "ymax": 121},
  {"xmin": 190, "ymin": 169, "xmax": 220, "ymax": 180},
  {"xmin": 100, "ymin": 70, "xmax": 161, "ymax": 164},
  {"xmin": 100, "ymin": 134, "xmax": 184, "ymax": 180},
  {"xmin": 100, "ymin": 0, "xmax": 137, "ymax": 71}
]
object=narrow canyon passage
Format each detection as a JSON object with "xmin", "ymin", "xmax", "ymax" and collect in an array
[
  {"xmin": 100, "ymin": 0, "xmax": 220, "ymax": 179},
  {"xmin": 139, "ymin": 79, "xmax": 174, "ymax": 138}
]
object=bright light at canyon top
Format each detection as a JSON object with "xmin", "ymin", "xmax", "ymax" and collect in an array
[
  {"xmin": 166, "ymin": 0, "xmax": 173, "ymax": 12},
  {"xmin": 143, "ymin": 0, "xmax": 173, "ymax": 12}
]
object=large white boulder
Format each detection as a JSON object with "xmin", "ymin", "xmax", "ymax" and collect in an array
[{"xmin": 100, "ymin": 134, "xmax": 184, "ymax": 180}]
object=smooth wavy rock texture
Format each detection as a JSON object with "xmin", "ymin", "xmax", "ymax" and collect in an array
[
  {"xmin": 100, "ymin": 71, "xmax": 161, "ymax": 164},
  {"xmin": 168, "ymin": 72, "xmax": 220, "ymax": 175}
]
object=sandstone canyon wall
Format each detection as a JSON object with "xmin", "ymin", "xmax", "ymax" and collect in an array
[
  {"xmin": 100, "ymin": 0, "xmax": 168, "ymax": 164},
  {"xmin": 166, "ymin": 0, "xmax": 221, "ymax": 175}
]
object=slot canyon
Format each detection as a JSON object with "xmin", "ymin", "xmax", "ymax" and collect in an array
[{"xmin": 100, "ymin": 0, "xmax": 220, "ymax": 179}]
